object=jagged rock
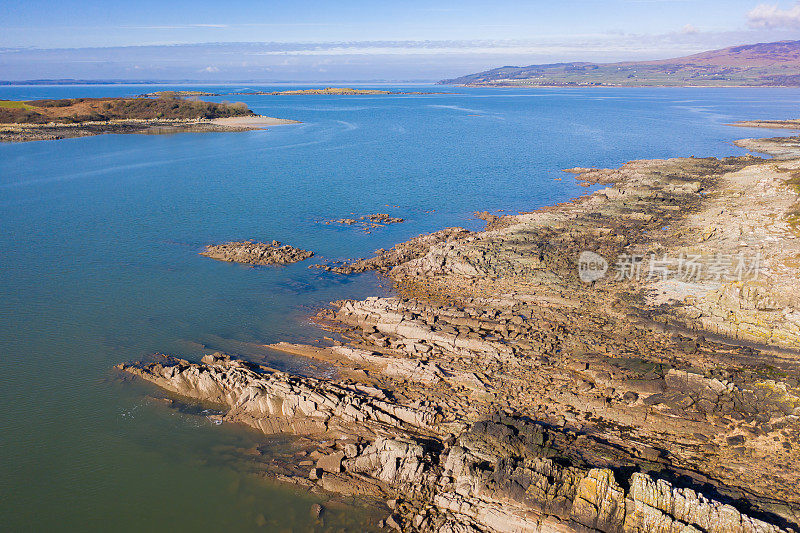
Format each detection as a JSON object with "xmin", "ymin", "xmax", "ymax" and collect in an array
[
  {"xmin": 116, "ymin": 354, "xmax": 438, "ymax": 437},
  {"xmin": 200, "ymin": 240, "xmax": 313, "ymax": 265},
  {"xmin": 333, "ymin": 298, "xmax": 513, "ymax": 359},
  {"xmin": 330, "ymin": 345, "xmax": 444, "ymax": 384},
  {"xmin": 336, "ymin": 417, "xmax": 790, "ymax": 533},
  {"xmin": 344, "ymin": 443, "xmax": 359, "ymax": 458},
  {"xmin": 317, "ymin": 451, "xmax": 345, "ymax": 473},
  {"xmin": 365, "ymin": 213, "xmax": 404, "ymax": 224},
  {"xmin": 571, "ymin": 469, "xmax": 626, "ymax": 530},
  {"xmin": 314, "ymin": 227, "xmax": 471, "ymax": 274},
  {"xmin": 386, "ymin": 514, "xmax": 402, "ymax": 531}
]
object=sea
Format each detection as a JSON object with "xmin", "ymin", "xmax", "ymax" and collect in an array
[{"xmin": 1, "ymin": 84, "xmax": 798, "ymax": 531}]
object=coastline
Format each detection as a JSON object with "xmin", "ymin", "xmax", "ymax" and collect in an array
[
  {"xmin": 229, "ymin": 87, "xmax": 453, "ymax": 96},
  {"xmin": 209, "ymin": 115, "xmax": 301, "ymax": 127},
  {"xmin": 443, "ymin": 83, "xmax": 800, "ymax": 88},
  {"xmin": 119, "ymin": 130, "xmax": 800, "ymax": 532},
  {"xmin": 731, "ymin": 119, "xmax": 800, "ymax": 130},
  {"xmin": 0, "ymin": 114, "xmax": 300, "ymax": 143}
]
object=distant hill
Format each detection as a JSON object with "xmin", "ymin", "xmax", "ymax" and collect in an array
[{"xmin": 440, "ymin": 40, "xmax": 800, "ymax": 87}]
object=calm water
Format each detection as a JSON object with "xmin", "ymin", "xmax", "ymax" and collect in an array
[{"xmin": 1, "ymin": 84, "xmax": 798, "ymax": 531}]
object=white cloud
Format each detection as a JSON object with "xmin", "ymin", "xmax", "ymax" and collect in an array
[
  {"xmin": 237, "ymin": 36, "xmax": 717, "ymax": 58},
  {"xmin": 747, "ymin": 2, "xmax": 800, "ymax": 28},
  {"xmin": 130, "ymin": 24, "xmax": 229, "ymax": 30},
  {"xmin": 5, "ymin": 27, "xmax": 800, "ymax": 81},
  {"xmin": 681, "ymin": 24, "xmax": 699, "ymax": 35}
]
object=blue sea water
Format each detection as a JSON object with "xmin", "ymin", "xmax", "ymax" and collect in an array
[{"xmin": 0, "ymin": 84, "xmax": 798, "ymax": 531}]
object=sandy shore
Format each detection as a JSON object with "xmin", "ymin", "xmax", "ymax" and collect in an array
[
  {"xmin": 120, "ymin": 131, "xmax": 800, "ymax": 532},
  {"xmin": 210, "ymin": 115, "xmax": 301, "ymax": 128},
  {"xmin": 732, "ymin": 119, "xmax": 800, "ymax": 130}
]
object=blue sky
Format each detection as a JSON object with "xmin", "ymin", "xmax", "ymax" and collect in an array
[
  {"xmin": 0, "ymin": 0, "xmax": 787, "ymax": 47},
  {"xmin": 2, "ymin": 0, "xmax": 800, "ymax": 80}
]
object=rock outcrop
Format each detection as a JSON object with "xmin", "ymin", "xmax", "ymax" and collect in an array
[
  {"xmin": 116, "ymin": 352, "xmax": 795, "ymax": 532},
  {"xmin": 200, "ymin": 240, "xmax": 313, "ymax": 265},
  {"xmin": 117, "ymin": 353, "xmax": 438, "ymax": 437},
  {"xmin": 323, "ymin": 212, "xmax": 406, "ymax": 232},
  {"xmin": 121, "ymin": 134, "xmax": 800, "ymax": 531},
  {"xmin": 314, "ymin": 227, "xmax": 471, "ymax": 274}
]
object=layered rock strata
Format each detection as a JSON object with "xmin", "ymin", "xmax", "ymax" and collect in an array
[
  {"xmin": 119, "ymin": 355, "xmax": 792, "ymax": 532},
  {"xmin": 200, "ymin": 240, "xmax": 314, "ymax": 265},
  {"xmin": 121, "ymin": 133, "xmax": 800, "ymax": 532}
]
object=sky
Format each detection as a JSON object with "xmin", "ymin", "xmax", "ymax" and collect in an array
[{"xmin": 2, "ymin": 0, "xmax": 800, "ymax": 81}]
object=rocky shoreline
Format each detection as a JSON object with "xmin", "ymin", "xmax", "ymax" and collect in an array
[
  {"xmin": 120, "ymin": 132, "xmax": 800, "ymax": 532},
  {"xmin": 0, "ymin": 115, "xmax": 299, "ymax": 143}
]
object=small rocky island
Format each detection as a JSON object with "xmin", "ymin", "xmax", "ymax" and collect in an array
[
  {"xmin": 200, "ymin": 240, "xmax": 314, "ymax": 265},
  {"xmin": 0, "ymin": 95, "xmax": 299, "ymax": 142}
]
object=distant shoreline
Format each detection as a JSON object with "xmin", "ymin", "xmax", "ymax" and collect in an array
[
  {"xmin": 440, "ymin": 40, "xmax": 800, "ymax": 88},
  {"xmin": 443, "ymin": 83, "xmax": 800, "ymax": 89},
  {"xmin": 230, "ymin": 87, "xmax": 453, "ymax": 96},
  {"xmin": 0, "ymin": 96, "xmax": 300, "ymax": 143},
  {"xmin": 0, "ymin": 80, "xmax": 442, "ymax": 86}
]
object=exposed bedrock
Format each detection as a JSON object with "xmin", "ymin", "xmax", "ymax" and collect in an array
[
  {"xmin": 200, "ymin": 240, "xmax": 314, "ymax": 265},
  {"xmin": 313, "ymin": 227, "xmax": 471, "ymax": 274},
  {"xmin": 321, "ymin": 294, "xmax": 800, "ymax": 519},
  {"xmin": 118, "ymin": 354, "xmax": 438, "ymax": 437},
  {"xmin": 116, "ymin": 354, "xmax": 793, "ymax": 532},
  {"xmin": 120, "ymin": 135, "xmax": 800, "ymax": 531}
]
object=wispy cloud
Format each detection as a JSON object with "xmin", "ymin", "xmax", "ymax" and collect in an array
[
  {"xmin": 129, "ymin": 24, "xmax": 229, "ymax": 30},
  {"xmin": 0, "ymin": 29, "xmax": 791, "ymax": 58},
  {"xmin": 681, "ymin": 24, "xmax": 699, "ymax": 35},
  {"xmin": 111, "ymin": 22, "xmax": 336, "ymax": 32},
  {"xmin": 747, "ymin": 1, "xmax": 800, "ymax": 28},
  {"xmin": 2, "ymin": 27, "xmax": 797, "ymax": 81}
]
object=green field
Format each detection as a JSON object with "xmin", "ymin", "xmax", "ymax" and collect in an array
[{"xmin": 0, "ymin": 100, "xmax": 34, "ymax": 110}]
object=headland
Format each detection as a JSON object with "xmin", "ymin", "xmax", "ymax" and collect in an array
[
  {"xmin": 0, "ymin": 96, "xmax": 298, "ymax": 142},
  {"xmin": 119, "ymin": 129, "xmax": 800, "ymax": 532}
]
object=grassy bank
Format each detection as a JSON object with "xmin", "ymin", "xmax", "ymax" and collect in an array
[{"xmin": 0, "ymin": 95, "xmax": 254, "ymax": 124}]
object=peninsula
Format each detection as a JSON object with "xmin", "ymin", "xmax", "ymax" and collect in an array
[
  {"xmin": 120, "ymin": 128, "xmax": 800, "ymax": 531},
  {"xmin": 441, "ymin": 39, "xmax": 800, "ymax": 87},
  {"xmin": 0, "ymin": 96, "xmax": 299, "ymax": 142}
]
